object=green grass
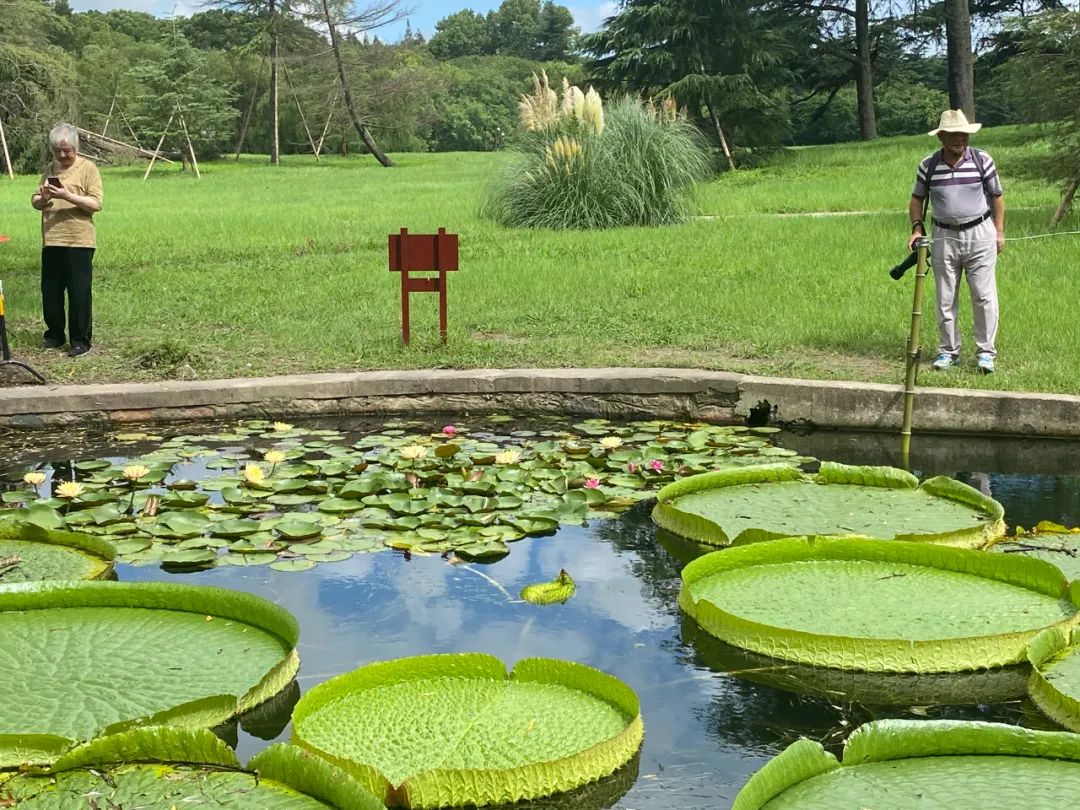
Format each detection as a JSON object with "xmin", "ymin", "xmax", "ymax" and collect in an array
[{"xmin": 0, "ymin": 125, "xmax": 1077, "ymax": 393}]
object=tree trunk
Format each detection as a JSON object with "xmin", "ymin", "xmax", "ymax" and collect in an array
[
  {"xmin": 944, "ymin": 0, "xmax": 975, "ymax": 119},
  {"xmin": 320, "ymin": 0, "xmax": 394, "ymax": 167},
  {"xmin": 854, "ymin": 0, "xmax": 877, "ymax": 140},
  {"xmin": 1050, "ymin": 177, "xmax": 1079, "ymax": 228},
  {"xmin": 269, "ymin": 0, "xmax": 280, "ymax": 165},
  {"xmin": 704, "ymin": 101, "xmax": 736, "ymax": 171}
]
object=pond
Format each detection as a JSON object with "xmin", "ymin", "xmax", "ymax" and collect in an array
[{"xmin": 2, "ymin": 417, "xmax": 1080, "ymax": 809}]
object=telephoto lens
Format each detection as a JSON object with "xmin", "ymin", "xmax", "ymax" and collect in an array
[{"xmin": 889, "ymin": 251, "xmax": 918, "ymax": 280}]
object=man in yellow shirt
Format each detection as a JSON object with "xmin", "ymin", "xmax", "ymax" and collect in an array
[{"xmin": 30, "ymin": 123, "xmax": 103, "ymax": 357}]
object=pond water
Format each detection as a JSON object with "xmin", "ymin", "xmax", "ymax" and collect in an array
[{"xmin": 3, "ymin": 419, "xmax": 1080, "ymax": 809}]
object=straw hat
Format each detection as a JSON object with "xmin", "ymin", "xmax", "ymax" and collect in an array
[{"xmin": 928, "ymin": 109, "xmax": 982, "ymax": 136}]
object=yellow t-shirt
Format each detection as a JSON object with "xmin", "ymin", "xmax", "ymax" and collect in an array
[{"xmin": 39, "ymin": 156, "xmax": 103, "ymax": 248}]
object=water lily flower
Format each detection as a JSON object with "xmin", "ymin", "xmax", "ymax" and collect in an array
[
  {"xmin": 122, "ymin": 464, "xmax": 150, "ymax": 482},
  {"xmin": 599, "ymin": 436, "xmax": 623, "ymax": 450},
  {"xmin": 243, "ymin": 464, "xmax": 266, "ymax": 485},
  {"xmin": 263, "ymin": 450, "xmax": 286, "ymax": 465},
  {"xmin": 442, "ymin": 425, "xmax": 456, "ymax": 436},
  {"xmin": 22, "ymin": 472, "xmax": 46, "ymax": 487},
  {"xmin": 56, "ymin": 481, "xmax": 84, "ymax": 499},
  {"xmin": 495, "ymin": 449, "xmax": 522, "ymax": 465},
  {"xmin": 272, "ymin": 422, "xmax": 293, "ymax": 433},
  {"xmin": 584, "ymin": 478, "xmax": 600, "ymax": 489},
  {"xmin": 400, "ymin": 445, "xmax": 428, "ymax": 460},
  {"xmin": 648, "ymin": 459, "xmax": 664, "ymax": 472},
  {"xmin": 626, "ymin": 462, "xmax": 639, "ymax": 473}
]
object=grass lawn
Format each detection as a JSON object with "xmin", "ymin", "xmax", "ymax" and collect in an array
[{"xmin": 1, "ymin": 125, "xmax": 1078, "ymax": 393}]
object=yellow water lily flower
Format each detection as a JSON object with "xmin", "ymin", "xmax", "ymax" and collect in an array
[
  {"xmin": 495, "ymin": 449, "xmax": 522, "ymax": 465},
  {"xmin": 599, "ymin": 436, "xmax": 623, "ymax": 450},
  {"xmin": 22, "ymin": 472, "xmax": 46, "ymax": 486},
  {"xmin": 123, "ymin": 464, "xmax": 150, "ymax": 481},
  {"xmin": 56, "ymin": 481, "xmax": 85, "ymax": 499},
  {"xmin": 272, "ymin": 422, "xmax": 293, "ymax": 432},
  {"xmin": 243, "ymin": 464, "xmax": 266, "ymax": 485},
  {"xmin": 400, "ymin": 445, "xmax": 428, "ymax": 460},
  {"xmin": 263, "ymin": 450, "xmax": 287, "ymax": 465}
]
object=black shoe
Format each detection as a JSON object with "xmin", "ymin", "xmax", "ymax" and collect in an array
[
  {"xmin": 68, "ymin": 344, "xmax": 90, "ymax": 357},
  {"xmin": 42, "ymin": 338, "xmax": 64, "ymax": 349}
]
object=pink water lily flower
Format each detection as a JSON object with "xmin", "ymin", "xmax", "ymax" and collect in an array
[
  {"xmin": 442, "ymin": 425, "xmax": 456, "ymax": 436},
  {"xmin": 584, "ymin": 478, "xmax": 600, "ymax": 489},
  {"xmin": 648, "ymin": 459, "xmax": 664, "ymax": 472},
  {"xmin": 626, "ymin": 462, "xmax": 639, "ymax": 473}
]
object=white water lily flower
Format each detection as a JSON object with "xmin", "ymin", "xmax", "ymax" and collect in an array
[
  {"xmin": 495, "ymin": 449, "xmax": 522, "ymax": 465},
  {"xmin": 22, "ymin": 472, "xmax": 46, "ymax": 486},
  {"xmin": 272, "ymin": 422, "xmax": 293, "ymax": 432},
  {"xmin": 599, "ymin": 436, "xmax": 623, "ymax": 450},
  {"xmin": 123, "ymin": 464, "xmax": 150, "ymax": 481},
  {"xmin": 400, "ymin": 445, "xmax": 428, "ymax": 460}
]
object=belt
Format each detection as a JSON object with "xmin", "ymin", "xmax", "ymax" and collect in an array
[{"xmin": 932, "ymin": 210, "xmax": 992, "ymax": 231}]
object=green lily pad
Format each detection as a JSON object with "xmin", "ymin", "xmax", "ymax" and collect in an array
[
  {"xmin": 270, "ymin": 559, "xmax": 316, "ymax": 572},
  {"xmin": 152, "ymin": 512, "xmax": 210, "ymax": 540},
  {"xmin": 209, "ymin": 519, "xmax": 263, "ymax": 539},
  {"xmin": 733, "ymin": 719, "xmax": 1080, "ymax": 810},
  {"xmin": 0, "ymin": 581, "xmax": 299, "ymax": 761},
  {"xmin": 990, "ymin": 527, "xmax": 1080, "ymax": 581},
  {"xmin": 223, "ymin": 552, "xmax": 279, "ymax": 567},
  {"xmin": 0, "ymin": 525, "xmax": 115, "ymax": 583},
  {"xmin": 1027, "ymin": 625, "xmax": 1080, "ymax": 733},
  {"xmin": 161, "ymin": 491, "xmax": 211, "ymax": 508},
  {"xmin": 0, "ymin": 728, "xmax": 384, "ymax": 809},
  {"xmin": 521, "ymin": 570, "xmax": 576, "ymax": 605},
  {"xmin": 274, "ymin": 520, "xmax": 324, "ymax": 541},
  {"xmin": 291, "ymin": 654, "xmax": 642, "ymax": 808},
  {"xmin": 654, "ymin": 462, "xmax": 1005, "ymax": 548},
  {"xmin": 680, "ymin": 536, "xmax": 1079, "ymax": 673}
]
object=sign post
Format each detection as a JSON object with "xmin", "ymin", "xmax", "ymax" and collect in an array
[{"xmin": 387, "ymin": 227, "xmax": 459, "ymax": 345}]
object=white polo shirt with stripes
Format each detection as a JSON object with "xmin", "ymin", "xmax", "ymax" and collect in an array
[{"xmin": 911, "ymin": 147, "xmax": 1003, "ymax": 225}]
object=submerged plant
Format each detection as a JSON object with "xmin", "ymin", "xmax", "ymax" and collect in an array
[{"xmin": 521, "ymin": 569, "xmax": 577, "ymax": 605}]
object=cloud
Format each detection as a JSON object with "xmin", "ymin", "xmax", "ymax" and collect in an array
[{"xmin": 569, "ymin": 1, "xmax": 617, "ymax": 34}]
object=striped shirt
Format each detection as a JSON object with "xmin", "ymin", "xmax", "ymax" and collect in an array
[{"xmin": 911, "ymin": 147, "xmax": 1003, "ymax": 224}]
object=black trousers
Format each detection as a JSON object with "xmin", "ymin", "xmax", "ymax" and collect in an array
[{"xmin": 41, "ymin": 246, "xmax": 94, "ymax": 348}]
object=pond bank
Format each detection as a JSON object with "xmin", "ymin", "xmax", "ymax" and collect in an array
[{"xmin": 1, "ymin": 367, "xmax": 1079, "ymax": 437}]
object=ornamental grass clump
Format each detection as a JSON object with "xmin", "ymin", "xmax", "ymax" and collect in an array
[{"xmin": 484, "ymin": 72, "xmax": 712, "ymax": 230}]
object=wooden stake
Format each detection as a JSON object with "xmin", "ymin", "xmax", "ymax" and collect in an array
[
  {"xmin": 100, "ymin": 92, "xmax": 117, "ymax": 138},
  {"xmin": 0, "ymin": 115, "xmax": 13, "ymax": 180},
  {"xmin": 143, "ymin": 112, "xmax": 175, "ymax": 181},
  {"xmin": 235, "ymin": 48, "xmax": 268, "ymax": 160},
  {"xmin": 283, "ymin": 63, "xmax": 320, "ymax": 161},
  {"xmin": 177, "ymin": 112, "xmax": 200, "ymax": 179},
  {"xmin": 315, "ymin": 90, "xmax": 339, "ymax": 158}
]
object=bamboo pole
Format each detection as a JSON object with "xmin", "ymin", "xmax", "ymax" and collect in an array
[
  {"xmin": 283, "ymin": 63, "xmax": 320, "ymax": 161},
  {"xmin": 234, "ymin": 48, "xmax": 268, "ymax": 160},
  {"xmin": 900, "ymin": 238, "xmax": 930, "ymax": 465},
  {"xmin": 315, "ymin": 91, "xmax": 338, "ymax": 158},
  {"xmin": 143, "ymin": 112, "xmax": 175, "ymax": 181},
  {"xmin": 177, "ymin": 112, "xmax": 200, "ymax": 179},
  {"xmin": 75, "ymin": 126, "xmax": 173, "ymax": 163},
  {"xmin": 100, "ymin": 92, "xmax": 117, "ymax": 137},
  {"xmin": 0, "ymin": 115, "xmax": 13, "ymax": 179}
]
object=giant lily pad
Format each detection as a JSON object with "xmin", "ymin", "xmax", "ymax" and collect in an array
[
  {"xmin": 653, "ymin": 462, "xmax": 1005, "ymax": 548},
  {"xmin": 679, "ymin": 536, "xmax": 1079, "ymax": 673},
  {"xmin": 0, "ymin": 524, "xmax": 115, "ymax": 582},
  {"xmin": 0, "ymin": 727, "xmax": 384, "ymax": 809},
  {"xmin": 732, "ymin": 719, "xmax": 1080, "ymax": 809},
  {"xmin": 0, "ymin": 581, "xmax": 299, "ymax": 764},
  {"xmin": 990, "ymin": 522, "xmax": 1080, "ymax": 581},
  {"xmin": 1027, "ymin": 625, "xmax": 1080, "ymax": 733},
  {"xmin": 291, "ymin": 654, "xmax": 643, "ymax": 808}
]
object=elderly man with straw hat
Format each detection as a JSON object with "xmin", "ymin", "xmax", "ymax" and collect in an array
[{"xmin": 907, "ymin": 109, "xmax": 1005, "ymax": 374}]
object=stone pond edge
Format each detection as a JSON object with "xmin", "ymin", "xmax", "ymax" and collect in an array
[{"xmin": 1, "ymin": 368, "xmax": 1078, "ymax": 438}]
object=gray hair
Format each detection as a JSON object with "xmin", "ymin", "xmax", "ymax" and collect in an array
[{"xmin": 48, "ymin": 123, "xmax": 79, "ymax": 151}]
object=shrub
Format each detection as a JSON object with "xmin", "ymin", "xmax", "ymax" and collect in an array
[{"xmin": 482, "ymin": 73, "xmax": 713, "ymax": 230}]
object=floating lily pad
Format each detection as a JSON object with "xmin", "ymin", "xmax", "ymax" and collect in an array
[
  {"xmin": 990, "ymin": 524, "xmax": 1080, "ymax": 581},
  {"xmin": 1027, "ymin": 625, "xmax": 1080, "ymax": 733},
  {"xmin": 291, "ymin": 654, "xmax": 643, "ymax": 808},
  {"xmin": 679, "ymin": 536, "xmax": 1079, "ymax": 673},
  {"xmin": 0, "ymin": 525, "xmax": 115, "ymax": 583},
  {"xmin": 0, "ymin": 727, "xmax": 384, "ymax": 809},
  {"xmin": 654, "ymin": 462, "xmax": 1005, "ymax": 548},
  {"xmin": 0, "ymin": 581, "xmax": 299, "ymax": 762},
  {"xmin": 733, "ymin": 719, "xmax": 1080, "ymax": 809},
  {"xmin": 521, "ymin": 570, "xmax": 576, "ymax": 605}
]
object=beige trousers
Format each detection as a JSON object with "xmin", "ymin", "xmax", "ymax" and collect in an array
[{"xmin": 931, "ymin": 217, "xmax": 998, "ymax": 358}]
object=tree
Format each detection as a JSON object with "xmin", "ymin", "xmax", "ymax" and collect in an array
[
  {"xmin": 537, "ymin": 1, "xmax": 577, "ymax": 61},
  {"xmin": 429, "ymin": 9, "xmax": 491, "ymax": 59},
  {"xmin": 490, "ymin": 0, "xmax": 542, "ymax": 58},
  {"xmin": 945, "ymin": 0, "xmax": 975, "ymax": 117}
]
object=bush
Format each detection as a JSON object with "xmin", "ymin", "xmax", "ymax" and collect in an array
[{"xmin": 482, "ymin": 79, "xmax": 712, "ymax": 230}]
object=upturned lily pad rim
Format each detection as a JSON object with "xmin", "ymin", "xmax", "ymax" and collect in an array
[
  {"xmin": 1027, "ymin": 625, "xmax": 1080, "ymax": 733},
  {"xmin": 653, "ymin": 462, "xmax": 1005, "ymax": 548},
  {"xmin": 0, "ymin": 524, "xmax": 116, "ymax": 581},
  {"xmin": 0, "ymin": 727, "xmax": 386, "ymax": 810},
  {"xmin": 291, "ymin": 653, "xmax": 643, "ymax": 809},
  {"xmin": 0, "ymin": 582, "xmax": 300, "ymax": 759},
  {"xmin": 679, "ymin": 536, "xmax": 1080, "ymax": 673},
  {"xmin": 732, "ymin": 719, "xmax": 1080, "ymax": 810}
]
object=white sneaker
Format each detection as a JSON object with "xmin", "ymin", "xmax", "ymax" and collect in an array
[{"xmin": 931, "ymin": 353, "xmax": 959, "ymax": 370}]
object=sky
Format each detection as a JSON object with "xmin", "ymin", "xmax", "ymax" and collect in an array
[{"xmin": 66, "ymin": 0, "xmax": 618, "ymax": 41}]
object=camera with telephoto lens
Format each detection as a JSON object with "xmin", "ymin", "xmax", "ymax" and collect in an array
[{"xmin": 889, "ymin": 251, "xmax": 918, "ymax": 280}]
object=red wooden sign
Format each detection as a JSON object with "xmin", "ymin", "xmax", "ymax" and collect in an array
[{"xmin": 388, "ymin": 227, "xmax": 459, "ymax": 345}]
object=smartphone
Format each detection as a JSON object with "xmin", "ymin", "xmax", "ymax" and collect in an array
[{"xmin": 47, "ymin": 177, "xmax": 62, "ymax": 188}]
